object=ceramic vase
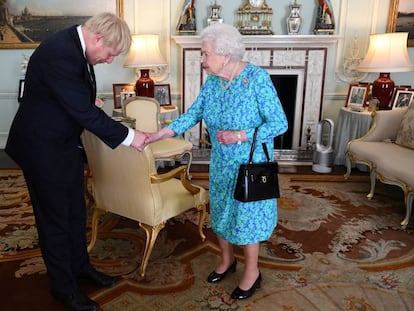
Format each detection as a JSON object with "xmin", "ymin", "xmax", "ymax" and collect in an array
[{"xmin": 287, "ymin": 1, "xmax": 303, "ymax": 35}]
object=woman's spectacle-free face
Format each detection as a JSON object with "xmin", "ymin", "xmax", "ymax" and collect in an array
[{"xmin": 200, "ymin": 41, "xmax": 228, "ymax": 76}]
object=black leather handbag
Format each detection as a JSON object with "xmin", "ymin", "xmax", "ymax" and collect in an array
[{"xmin": 234, "ymin": 128, "xmax": 280, "ymax": 202}]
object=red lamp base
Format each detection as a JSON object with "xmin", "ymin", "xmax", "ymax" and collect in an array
[
  {"xmin": 372, "ymin": 72, "xmax": 394, "ymax": 110},
  {"xmin": 135, "ymin": 69, "xmax": 154, "ymax": 97}
]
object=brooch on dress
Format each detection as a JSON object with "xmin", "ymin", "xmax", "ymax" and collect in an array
[{"xmin": 242, "ymin": 78, "xmax": 249, "ymax": 85}]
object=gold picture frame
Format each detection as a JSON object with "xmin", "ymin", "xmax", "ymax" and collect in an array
[
  {"xmin": 0, "ymin": 0, "xmax": 123, "ymax": 49},
  {"xmin": 387, "ymin": 0, "xmax": 414, "ymax": 47}
]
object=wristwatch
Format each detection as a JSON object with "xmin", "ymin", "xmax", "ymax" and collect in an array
[{"xmin": 237, "ymin": 131, "xmax": 242, "ymax": 145}]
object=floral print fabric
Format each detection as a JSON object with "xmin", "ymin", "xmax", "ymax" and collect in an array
[{"xmin": 169, "ymin": 63, "xmax": 288, "ymax": 245}]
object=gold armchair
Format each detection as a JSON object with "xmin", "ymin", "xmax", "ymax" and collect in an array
[
  {"xmin": 81, "ymin": 130, "xmax": 207, "ymax": 277},
  {"xmin": 122, "ymin": 96, "xmax": 193, "ymax": 177}
]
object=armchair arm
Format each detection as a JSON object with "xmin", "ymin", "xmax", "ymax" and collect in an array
[
  {"xmin": 355, "ymin": 108, "xmax": 407, "ymax": 142},
  {"xmin": 151, "ymin": 165, "xmax": 200, "ymax": 194}
]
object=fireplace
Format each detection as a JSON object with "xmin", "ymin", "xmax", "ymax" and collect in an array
[
  {"xmin": 172, "ymin": 35, "xmax": 339, "ymax": 160},
  {"xmin": 272, "ymin": 74, "xmax": 298, "ymax": 150}
]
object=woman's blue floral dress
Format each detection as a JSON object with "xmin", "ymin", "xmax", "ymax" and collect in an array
[{"xmin": 169, "ymin": 63, "xmax": 288, "ymax": 245}]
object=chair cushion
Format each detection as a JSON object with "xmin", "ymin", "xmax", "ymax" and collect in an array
[
  {"xmin": 150, "ymin": 138, "xmax": 192, "ymax": 158},
  {"xmin": 395, "ymin": 104, "xmax": 414, "ymax": 149}
]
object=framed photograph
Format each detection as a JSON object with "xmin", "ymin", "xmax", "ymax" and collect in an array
[
  {"xmin": 18, "ymin": 79, "xmax": 25, "ymax": 103},
  {"xmin": 390, "ymin": 85, "xmax": 412, "ymax": 107},
  {"xmin": 391, "ymin": 89, "xmax": 414, "ymax": 109},
  {"xmin": 112, "ymin": 83, "xmax": 135, "ymax": 109},
  {"xmin": 120, "ymin": 91, "xmax": 136, "ymax": 107},
  {"xmin": 388, "ymin": 0, "xmax": 414, "ymax": 47},
  {"xmin": 154, "ymin": 84, "xmax": 172, "ymax": 106},
  {"xmin": 0, "ymin": 0, "xmax": 123, "ymax": 49},
  {"xmin": 346, "ymin": 83, "xmax": 369, "ymax": 109}
]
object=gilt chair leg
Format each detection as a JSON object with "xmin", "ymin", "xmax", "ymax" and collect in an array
[
  {"xmin": 367, "ymin": 168, "xmax": 376, "ymax": 200},
  {"xmin": 401, "ymin": 192, "xmax": 413, "ymax": 227},
  {"xmin": 87, "ymin": 207, "xmax": 106, "ymax": 253},
  {"xmin": 185, "ymin": 151, "xmax": 193, "ymax": 180},
  {"xmin": 197, "ymin": 204, "xmax": 206, "ymax": 242},
  {"xmin": 138, "ymin": 222, "xmax": 166, "ymax": 277}
]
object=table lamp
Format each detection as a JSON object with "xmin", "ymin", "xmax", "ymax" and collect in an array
[
  {"xmin": 124, "ymin": 34, "xmax": 167, "ymax": 97},
  {"xmin": 357, "ymin": 32, "xmax": 414, "ymax": 110}
]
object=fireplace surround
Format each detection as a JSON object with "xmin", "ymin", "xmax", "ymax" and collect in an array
[{"xmin": 172, "ymin": 35, "xmax": 339, "ymax": 160}]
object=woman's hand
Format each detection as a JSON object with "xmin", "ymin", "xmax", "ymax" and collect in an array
[
  {"xmin": 217, "ymin": 130, "xmax": 245, "ymax": 145},
  {"xmin": 144, "ymin": 127, "xmax": 176, "ymax": 145}
]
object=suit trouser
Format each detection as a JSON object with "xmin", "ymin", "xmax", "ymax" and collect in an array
[{"xmin": 23, "ymin": 158, "xmax": 91, "ymax": 296}]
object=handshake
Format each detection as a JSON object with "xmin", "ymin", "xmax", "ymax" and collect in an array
[{"xmin": 130, "ymin": 127, "xmax": 174, "ymax": 152}]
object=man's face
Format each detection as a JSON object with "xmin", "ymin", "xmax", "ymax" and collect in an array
[{"xmin": 86, "ymin": 35, "xmax": 119, "ymax": 65}]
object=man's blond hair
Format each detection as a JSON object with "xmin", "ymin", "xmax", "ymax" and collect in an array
[{"xmin": 85, "ymin": 12, "xmax": 131, "ymax": 54}]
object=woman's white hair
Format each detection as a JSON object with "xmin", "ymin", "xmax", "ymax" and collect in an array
[{"xmin": 200, "ymin": 23, "xmax": 245, "ymax": 61}]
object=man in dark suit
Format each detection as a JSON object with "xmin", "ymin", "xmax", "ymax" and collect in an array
[{"xmin": 6, "ymin": 13, "xmax": 145, "ymax": 311}]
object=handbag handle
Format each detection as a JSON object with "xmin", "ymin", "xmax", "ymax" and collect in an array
[{"xmin": 248, "ymin": 127, "xmax": 271, "ymax": 164}]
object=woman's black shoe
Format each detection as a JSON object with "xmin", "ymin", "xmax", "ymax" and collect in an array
[
  {"xmin": 207, "ymin": 259, "xmax": 237, "ymax": 283},
  {"xmin": 231, "ymin": 272, "xmax": 262, "ymax": 300}
]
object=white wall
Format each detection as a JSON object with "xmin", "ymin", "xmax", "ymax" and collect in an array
[{"xmin": 1, "ymin": 0, "xmax": 414, "ymax": 148}]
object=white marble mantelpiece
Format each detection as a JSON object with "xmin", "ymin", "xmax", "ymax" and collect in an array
[
  {"xmin": 173, "ymin": 35, "xmax": 339, "ymax": 150},
  {"xmin": 172, "ymin": 35, "xmax": 340, "ymax": 48}
]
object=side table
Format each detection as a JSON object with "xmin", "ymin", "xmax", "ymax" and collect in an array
[
  {"xmin": 159, "ymin": 106, "xmax": 179, "ymax": 127},
  {"xmin": 333, "ymin": 107, "xmax": 373, "ymax": 168}
]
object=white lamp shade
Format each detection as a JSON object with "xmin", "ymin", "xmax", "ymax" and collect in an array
[
  {"xmin": 358, "ymin": 32, "xmax": 414, "ymax": 73},
  {"xmin": 124, "ymin": 34, "xmax": 167, "ymax": 68}
]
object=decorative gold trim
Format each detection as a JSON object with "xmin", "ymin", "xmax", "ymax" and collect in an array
[
  {"xmin": 0, "ymin": 0, "xmax": 123, "ymax": 49},
  {"xmin": 387, "ymin": 0, "xmax": 414, "ymax": 47},
  {"xmin": 116, "ymin": 0, "xmax": 124, "ymax": 19},
  {"xmin": 196, "ymin": 204, "xmax": 207, "ymax": 242},
  {"xmin": 376, "ymin": 171, "xmax": 412, "ymax": 226},
  {"xmin": 139, "ymin": 222, "xmax": 166, "ymax": 277}
]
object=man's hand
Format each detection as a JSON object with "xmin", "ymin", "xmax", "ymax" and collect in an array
[{"xmin": 130, "ymin": 130, "xmax": 147, "ymax": 151}]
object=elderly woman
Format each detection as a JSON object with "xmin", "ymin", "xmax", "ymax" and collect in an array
[{"xmin": 145, "ymin": 23, "xmax": 287, "ymax": 299}]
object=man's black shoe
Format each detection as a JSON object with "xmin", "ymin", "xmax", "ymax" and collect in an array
[
  {"xmin": 78, "ymin": 268, "xmax": 116, "ymax": 288},
  {"xmin": 52, "ymin": 291, "xmax": 99, "ymax": 311}
]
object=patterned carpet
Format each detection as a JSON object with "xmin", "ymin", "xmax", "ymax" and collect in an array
[{"xmin": 1, "ymin": 169, "xmax": 414, "ymax": 310}]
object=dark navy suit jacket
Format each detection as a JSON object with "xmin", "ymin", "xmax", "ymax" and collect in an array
[{"xmin": 6, "ymin": 26, "xmax": 128, "ymax": 182}]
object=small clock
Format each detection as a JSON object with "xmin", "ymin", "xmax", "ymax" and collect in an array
[
  {"xmin": 249, "ymin": 0, "xmax": 264, "ymax": 8},
  {"xmin": 237, "ymin": 0, "xmax": 273, "ymax": 35}
]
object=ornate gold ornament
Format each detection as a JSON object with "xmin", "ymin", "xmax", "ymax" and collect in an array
[{"xmin": 236, "ymin": 0, "xmax": 273, "ymax": 35}]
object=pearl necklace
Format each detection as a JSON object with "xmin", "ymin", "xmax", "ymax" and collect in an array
[{"xmin": 220, "ymin": 61, "xmax": 240, "ymax": 91}]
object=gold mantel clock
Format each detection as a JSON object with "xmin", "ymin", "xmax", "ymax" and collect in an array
[{"xmin": 237, "ymin": 0, "xmax": 273, "ymax": 35}]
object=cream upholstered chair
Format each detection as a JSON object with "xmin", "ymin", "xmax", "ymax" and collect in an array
[
  {"xmin": 122, "ymin": 96, "xmax": 193, "ymax": 177},
  {"xmin": 81, "ymin": 130, "xmax": 207, "ymax": 277},
  {"xmin": 344, "ymin": 108, "xmax": 414, "ymax": 227}
]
